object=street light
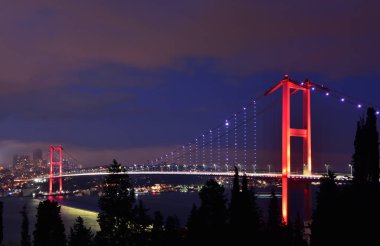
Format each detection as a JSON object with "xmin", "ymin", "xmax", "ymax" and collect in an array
[
  {"xmin": 237, "ymin": 164, "xmax": 241, "ymax": 172},
  {"xmin": 213, "ymin": 164, "xmax": 217, "ymax": 171},
  {"xmin": 225, "ymin": 164, "xmax": 229, "ymax": 172},
  {"xmin": 348, "ymin": 164, "xmax": 353, "ymax": 177},
  {"xmin": 325, "ymin": 164, "xmax": 330, "ymax": 174},
  {"xmin": 267, "ymin": 164, "xmax": 271, "ymax": 173}
]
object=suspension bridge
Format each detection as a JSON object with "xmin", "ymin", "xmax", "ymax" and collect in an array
[{"xmin": 15, "ymin": 75, "xmax": 379, "ymax": 224}]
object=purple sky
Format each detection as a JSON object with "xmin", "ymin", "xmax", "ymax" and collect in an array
[{"xmin": 0, "ymin": 1, "xmax": 379, "ymax": 171}]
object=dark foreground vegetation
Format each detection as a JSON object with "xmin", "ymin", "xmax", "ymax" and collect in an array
[{"xmin": 0, "ymin": 108, "xmax": 378, "ymax": 246}]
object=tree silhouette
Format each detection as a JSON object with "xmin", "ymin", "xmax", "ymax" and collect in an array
[
  {"xmin": 293, "ymin": 213, "xmax": 308, "ymax": 246},
  {"xmin": 229, "ymin": 166, "xmax": 241, "ymax": 228},
  {"xmin": 229, "ymin": 168, "xmax": 262, "ymax": 243},
  {"xmin": 310, "ymin": 171, "xmax": 339, "ymax": 246},
  {"xmin": 310, "ymin": 111, "xmax": 380, "ymax": 245},
  {"xmin": 267, "ymin": 189, "xmax": 282, "ymax": 232},
  {"xmin": 163, "ymin": 216, "xmax": 182, "ymax": 246},
  {"xmin": 241, "ymin": 174, "xmax": 262, "ymax": 238},
  {"xmin": 150, "ymin": 211, "xmax": 164, "ymax": 246},
  {"xmin": 186, "ymin": 179, "xmax": 228, "ymax": 245},
  {"xmin": 131, "ymin": 200, "xmax": 151, "ymax": 246},
  {"xmin": 68, "ymin": 217, "xmax": 93, "ymax": 246},
  {"xmin": 353, "ymin": 107, "xmax": 379, "ymax": 184},
  {"xmin": 267, "ymin": 189, "xmax": 290, "ymax": 245},
  {"xmin": 20, "ymin": 205, "xmax": 31, "ymax": 246},
  {"xmin": 33, "ymin": 199, "xmax": 66, "ymax": 246},
  {"xmin": 186, "ymin": 204, "xmax": 200, "ymax": 245},
  {"xmin": 96, "ymin": 159, "xmax": 136, "ymax": 246}
]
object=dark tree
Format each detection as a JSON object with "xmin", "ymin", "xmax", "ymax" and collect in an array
[
  {"xmin": 150, "ymin": 211, "xmax": 164, "ymax": 246},
  {"xmin": 352, "ymin": 107, "xmax": 379, "ymax": 184},
  {"xmin": 267, "ymin": 189, "xmax": 291, "ymax": 245},
  {"xmin": 96, "ymin": 159, "xmax": 136, "ymax": 246},
  {"xmin": 229, "ymin": 169, "xmax": 262, "ymax": 243},
  {"xmin": 20, "ymin": 205, "xmax": 31, "ymax": 246},
  {"xmin": 310, "ymin": 171, "xmax": 339, "ymax": 246},
  {"xmin": 267, "ymin": 189, "xmax": 283, "ymax": 232},
  {"xmin": 132, "ymin": 200, "xmax": 151, "ymax": 246},
  {"xmin": 163, "ymin": 216, "xmax": 182, "ymax": 246},
  {"xmin": 229, "ymin": 166, "xmax": 241, "ymax": 228},
  {"xmin": 186, "ymin": 179, "xmax": 228, "ymax": 245},
  {"xmin": 68, "ymin": 217, "xmax": 94, "ymax": 246},
  {"xmin": 33, "ymin": 199, "xmax": 66, "ymax": 246},
  {"xmin": 293, "ymin": 213, "xmax": 308, "ymax": 246},
  {"xmin": 241, "ymin": 174, "xmax": 262, "ymax": 241},
  {"xmin": 186, "ymin": 204, "xmax": 200, "ymax": 245},
  {"xmin": 310, "ymin": 110, "xmax": 380, "ymax": 246},
  {"xmin": 0, "ymin": 202, "xmax": 3, "ymax": 246}
]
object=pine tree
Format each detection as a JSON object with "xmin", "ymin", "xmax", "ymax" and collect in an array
[
  {"xmin": 186, "ymin": 179, "xmax": 228, "ymax": 245},
  {"xmin": 267, "ymin": 189, "xmax": 290, "ymax": 245},
  {"xmin": 267, "ymin": 189, "xmax": 283, "ymax": 232},
  {"xmin": 186, "ymin": 204, "xmax": 200, "ymax": 245},
  {"xmin": 164, "ymin": 216, "xmax": 182, "ymax": 246},
  {"xmin": 132, "ymin": 200, "xmax": 151, "ymax": 246},
  {"xmin": 68, "ymin": 217, "xmax": 93, "ymax": 246},
  {"xmin": 241, "ymin": 174, "xmax": 262, "ymax": 241},
  {"xmin": 151, "ymin": 211, "xmax": 164, "ymax": 246},
  {"xmin": 229, "ymin": 166, "xmax": 240, "ymax": 227},
  {"xmin": 96, "ymin": 159, "xmax": 136, "ymax": 246},
  {"xmin": 310, "ymin": 171, "xmax": 339, "ymax": 246},
  {"xmin": 20, "ymin": 205, "xmax": 31, "ymax": 246},
  {"xmin": 352, "ymin": 107, "xmax": 379, "ymax": 184},
  {"xmin": 33, "ymin": 199, "xmax": 66, "ymax": 246},
  {"xmin": 293, "ymin": 213, "xmax": 307, "ymax": 246},
  {"xmin": 365, "ymin": 107, "xmax": 379, "ymax": 184}
]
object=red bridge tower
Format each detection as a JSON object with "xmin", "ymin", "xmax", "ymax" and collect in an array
[
  {"xmin": 49, "ymin": 146, "xmax": 63, "ymax": 194},
  {"xmin": 265, "ymin": 75, "xmax": 313, "ymax": 224}
]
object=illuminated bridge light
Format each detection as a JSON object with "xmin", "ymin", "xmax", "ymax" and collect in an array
[
  {"xmin": 340, "ymin": 98, "xmax": 345, "ymax": 102},
  {"xmin": 358, "ymin": 104, "xmax": 362, "ymax": 108}
]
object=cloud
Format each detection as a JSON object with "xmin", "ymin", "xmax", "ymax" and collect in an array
[
  {"xmin": 0, "ymin": 1, "xmax": 378, "ymax": 168},
  {"xmin": 0, "ymin": 0, "xmax": 379, "ymax": 94}
]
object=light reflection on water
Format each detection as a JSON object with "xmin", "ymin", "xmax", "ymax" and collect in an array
[{"xmin": 0, "ymin": 197, "xmax": 99, "ymax": 246}]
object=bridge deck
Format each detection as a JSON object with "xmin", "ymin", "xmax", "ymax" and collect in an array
[{"xmin": 15, "ymin": 171, "xmax": 351, "ymax": 182}]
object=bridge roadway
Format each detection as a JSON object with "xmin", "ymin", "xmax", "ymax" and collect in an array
[{"xmin": 16, "ymin": 171, "xmax": 352, "ymax": 183}]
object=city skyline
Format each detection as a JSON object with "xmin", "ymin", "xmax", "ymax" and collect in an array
[{"xmin": 0, "ymin": 1, "xmax": 379, "ymax": 170}]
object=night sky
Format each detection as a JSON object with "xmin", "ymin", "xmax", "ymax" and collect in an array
[{"xmin": 0, "ymin": 1, "xmax": 379, "ymax": 171}]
